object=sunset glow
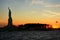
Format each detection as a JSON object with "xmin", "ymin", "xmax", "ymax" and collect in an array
[
  {"xmin": 0, "ymin": 0, "xmax": 60, "ymax": 28},
  {"xmin": 52, "ymin": 23, "xmax": 60, "ymax": 28},
  {"xmin": 53, "ymin": 25, "xmax": 59, "ymax": 28}
]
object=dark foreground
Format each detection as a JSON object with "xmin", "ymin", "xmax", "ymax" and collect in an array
[{"xmin": 0, "ymin": 30, "xmax": 60, "ymax": 40}]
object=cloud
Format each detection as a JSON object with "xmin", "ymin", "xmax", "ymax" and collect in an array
[
  {"xmin": 32, "ymin": 0, "xmax": 44, "ymax": 4},
  {"xmin": 43, "ymin": 10, "xmax": 60, "ymax": 17},
  {"xmin": 32, "ymin": 0, "xmax": 60, "ymax": 7},
  {"xmin": 44, "ymin": 4, "xmax": 60, "ymax": 7}
]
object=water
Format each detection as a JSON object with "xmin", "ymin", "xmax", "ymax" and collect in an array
[{"xmin": 0, "ymin": 30, "xmax": 60, "ymax": 40}]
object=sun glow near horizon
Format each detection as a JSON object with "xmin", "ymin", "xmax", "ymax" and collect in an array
[{"xmin": 52, "ymin": 24, "xmax": 60, "ymax": 28}]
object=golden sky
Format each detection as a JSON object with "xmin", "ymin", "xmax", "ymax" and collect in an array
[{"xmin": 0, "ymin": 0, "xmax": 60, "ymax": 28}]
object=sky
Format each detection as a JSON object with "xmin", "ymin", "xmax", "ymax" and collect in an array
[{"xmin": 0, "ymin": 0, "xmax": 60, "ymax": 28}]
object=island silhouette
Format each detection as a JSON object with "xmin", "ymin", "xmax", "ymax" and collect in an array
[{"xmin": 0, "ymin": 8, "xmax": 60, "ymax": 31}]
